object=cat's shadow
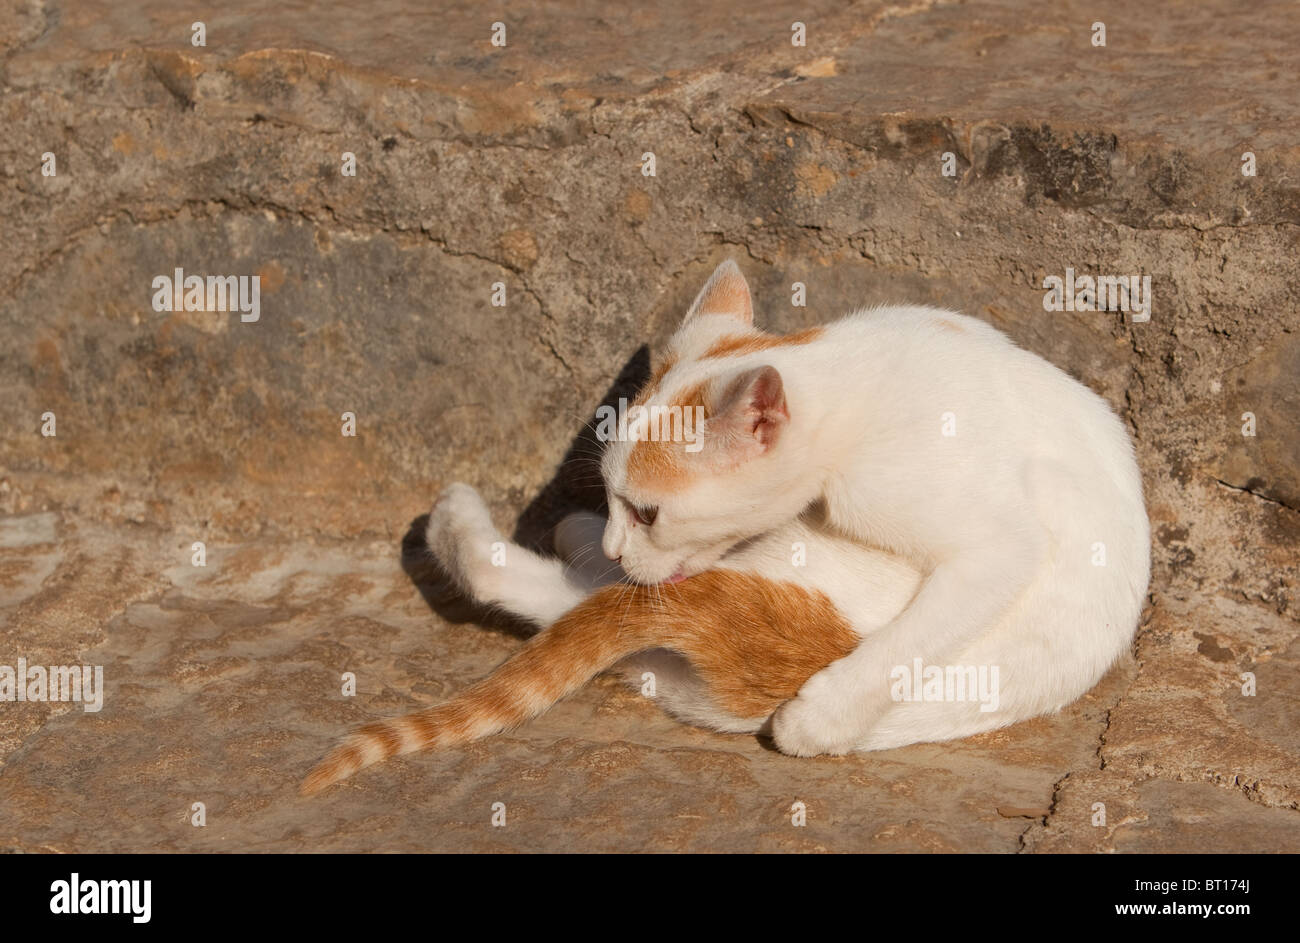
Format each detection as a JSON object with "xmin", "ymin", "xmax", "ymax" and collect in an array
[{"xmin": 400, "ymin": 346, "xmax": 652, "ymax": 640}]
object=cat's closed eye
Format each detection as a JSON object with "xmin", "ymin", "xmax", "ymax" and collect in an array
[{"xmin": 633, "ymin": 505, "xmax": 658, "ymax": 526}]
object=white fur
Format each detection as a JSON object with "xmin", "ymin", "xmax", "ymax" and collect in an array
[
  {"xmin": 426, "ymin": 483, "xmax": 590, "ymax": 625},
  {"xmin": 430, "ymin": 261, "xmax": 1151, "ymax": 755}
]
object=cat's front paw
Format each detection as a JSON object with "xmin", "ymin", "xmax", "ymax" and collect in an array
[
  {"xmin": 770, "ymin": 668, "xmax": 862, "ymax": 757},
  {"xmin": 426, "ymin": 483, "xmax": 504, "ymax": 595}
]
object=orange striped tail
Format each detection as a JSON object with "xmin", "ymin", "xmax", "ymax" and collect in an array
[
  {"xmin": 300, "ymin": 584, "xmax": 656, "ymax": 795},
  {"xmin": 301, "ymin": 571, "xmax": 857, "ymax": 795}
]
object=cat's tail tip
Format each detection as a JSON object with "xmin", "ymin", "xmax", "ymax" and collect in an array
[
  {"xmin": 300, "ymin": 735, "xmax": 367, "ymax": 796},
  {"xmin": 301, "ymin": 721, "xmax": 409, "ymax": 796},
  {"xmin": 301, "ymin": 708, "xmax": 457, "ymax": 795}
]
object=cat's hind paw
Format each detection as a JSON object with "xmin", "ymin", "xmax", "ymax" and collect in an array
[
  {"xmin": 770, "ymin": 670, "xmax": 863, "ymax": 757},
  {"xmin": 426, "ymin": 483, "xmax": 505, "ymax": 596}
]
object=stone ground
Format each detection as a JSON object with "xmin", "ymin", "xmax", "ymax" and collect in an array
[{"xmin": 1, "ymin": 0, "xmax": 1298, "ymax": 851}]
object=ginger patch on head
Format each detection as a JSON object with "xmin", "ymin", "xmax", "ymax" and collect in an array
[
  {"xmin": 625, "ymin": 380, "xmax": 710, "ymax": 491},
  {"xmin": 702, "ymin": 326, "xmax": 824, "ymax": 359}
]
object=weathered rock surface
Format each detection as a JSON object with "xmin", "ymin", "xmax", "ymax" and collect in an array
[{"xmin": 1, "ymin": 0, "xmax": 1296, "ymax": 851}]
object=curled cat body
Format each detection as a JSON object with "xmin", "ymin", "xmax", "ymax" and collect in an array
[{"xmin": 302, "ymin": 261, "xmax": 1149, "ymax": 795}]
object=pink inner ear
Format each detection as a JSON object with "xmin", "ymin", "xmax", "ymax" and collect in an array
[
  {"xmin": 748, "ymin": 367, "xmax": 788, "ymax": 445},
  {"xmin": 711, "ymin": 365, "xmax": 788, "ymax": 456}
]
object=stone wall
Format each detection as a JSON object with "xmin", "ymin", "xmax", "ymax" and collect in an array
[{"xmin": 1, "ymin": 0, "xmax": 1296, "ymax": 851}]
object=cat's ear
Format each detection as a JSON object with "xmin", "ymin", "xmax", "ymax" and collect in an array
[
  {"xmin": 706, "ymin": 365, "xmax": 788, "ymax": 458},
  {"xmin": 683, "ymin": 260, "xmax": 753, "ymax": 327}
]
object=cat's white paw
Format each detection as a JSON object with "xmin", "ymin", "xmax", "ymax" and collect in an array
[
  {"xmin": 426, "ymin": 483, "xmax": 504, "ymax": 596},
  {"xmin": 770, "ymin": 668, "xmax": 863, "ymax": 757}
]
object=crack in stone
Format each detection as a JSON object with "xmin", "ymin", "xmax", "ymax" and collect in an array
[
  {"xmin": 3, "ymin": 191, "xmax": 585, "ymax": 391},
  {"xmin": 422, "ymin": 236, "xmax": 578, "ymax": 381},
  {"xmin": 1017, "ymin": 592, "xmax": 1154, "ymax": 853},
  {"xmin": 1214, "ymin": 478, "xmax": 1300, "ymax": 516}
]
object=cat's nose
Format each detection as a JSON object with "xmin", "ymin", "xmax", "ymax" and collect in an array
[{"xmin": 601, "ymin": 527, "xmax": 624, "ymax": 562}]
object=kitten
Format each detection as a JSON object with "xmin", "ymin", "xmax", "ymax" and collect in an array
[{"xmin": 302, "ymin": 261, "xmax": 1149, "ymax": 794}]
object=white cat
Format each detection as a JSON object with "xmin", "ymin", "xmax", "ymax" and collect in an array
[
  {"xmin": 303, "ymin": 260, "xmax": 1149, "ymax": 793},
  {"xmin": 597, "ymin": 260, "xmax": 1150, "ymax": 755}
]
